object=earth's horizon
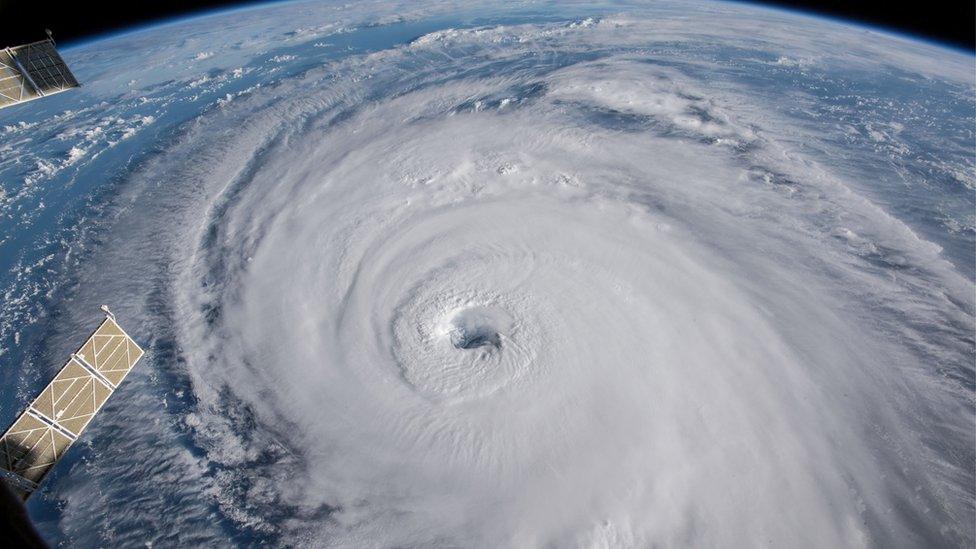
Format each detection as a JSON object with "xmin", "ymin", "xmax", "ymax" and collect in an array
[{"xmin": 0, "ymin": 1, "xmax": 972, "ymax": 546}]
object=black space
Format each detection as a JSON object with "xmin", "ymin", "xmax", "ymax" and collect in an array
[{"xmin": 0, "ymin": 0, "xmax": 972, "ymax": 51}]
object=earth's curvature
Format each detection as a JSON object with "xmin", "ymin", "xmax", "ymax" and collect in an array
[{"xmin": 0, "ymin": 1, "xmax": 973, "ymax": 546}]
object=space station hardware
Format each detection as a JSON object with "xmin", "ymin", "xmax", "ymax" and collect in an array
[
  {"xmin": 0, "ymin": 307, "xmax": 144, "ymax": 499},
  {"xmin": 0, "ymin": 31, "xmax": 80, "ymax": 110}
]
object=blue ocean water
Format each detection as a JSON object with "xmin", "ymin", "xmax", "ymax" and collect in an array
[{"xmin": 0, "ymin": 1, "xmax": 971, "ymax": 546}]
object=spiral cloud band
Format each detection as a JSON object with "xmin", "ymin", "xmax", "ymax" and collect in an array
[{"xmin": 1, "ymin": 1, "xmax": 972, "ymax": 546}]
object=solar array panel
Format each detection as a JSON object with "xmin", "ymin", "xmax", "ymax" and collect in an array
[
  {"xmin": 0, "ymin": 315, "xmax": 143, "ymax": 499},
  {"xmin": 0, "ymin": 39, "xmax": 79, "ymax": 109}
]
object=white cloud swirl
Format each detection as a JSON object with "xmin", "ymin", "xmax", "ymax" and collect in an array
[{"xmin": 8, "ymin": 2, "xmax": 971, "ymax": 547}]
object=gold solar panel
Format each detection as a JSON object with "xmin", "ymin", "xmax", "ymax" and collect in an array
[
  {"xmin": 75, "ymin": 317, "xmax": 144, "ymax": 387},
  {"xmin": 0, "ymin": 38, "xmax": 79, "ymax": 110},
  {"xmin": 0, "ymin": 413, "xmax": 73, "ymax": 493},
  {"xmin": 0, "ymin": 311, "xmax": 143, "ymax": 498},
  {"xmin": 0, "ymin": 49, "xmax": 41, "ymax": 108}
]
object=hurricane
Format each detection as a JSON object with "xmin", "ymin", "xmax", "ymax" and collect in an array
[{"xmin": 0, "ymin": 1, "xmax": 973, "ymax": 547}]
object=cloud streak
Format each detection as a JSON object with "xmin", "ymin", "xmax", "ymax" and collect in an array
[{"xmin": 3, "ymin": 1, "xmax": 970, "ymax": 547}]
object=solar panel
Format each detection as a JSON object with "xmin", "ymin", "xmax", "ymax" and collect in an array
[
  {"xmin": 0, "ymin": 312, "xmax": 143, "ymax": 499},
  {"xmin": 0, "ymin": 38, "xmax": 79, "ymax": 110}
]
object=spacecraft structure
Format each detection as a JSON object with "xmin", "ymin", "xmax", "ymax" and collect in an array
[
  {"xmin": 0, "ymin": 33, "xmax": 79, "ymax": 110},
  {"xmin": 0, "ymin": 308, "xmax": 144, "ymax": 499}
]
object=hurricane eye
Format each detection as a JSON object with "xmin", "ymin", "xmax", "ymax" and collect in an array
[
  {"xmin": 451, "ymin": 324, "xmax": 502, "ymax": 350},
  {"xmin": 448, "ymin": 306, "xmax": 505, "ymax": 351}
]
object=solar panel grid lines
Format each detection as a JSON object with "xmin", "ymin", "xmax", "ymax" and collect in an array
[
  {"xmin": 20, "ymin": 40, "xmax": 79, "ymax": 92},
  {"xmin": 0, "ymin": 49, "xmax": 40, "ymax": 106},
  {"xmin": 0, "ymin": 314, "xmax": 144, "ymax": 499},
  {"xmin": 0, "ymin": 38, "xmax": 79, "ymax": 109}
]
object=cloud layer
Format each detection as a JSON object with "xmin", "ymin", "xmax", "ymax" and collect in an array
[{"xmin": 1, "ymin": 1, "xmax": 972, "ymax": 547}]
